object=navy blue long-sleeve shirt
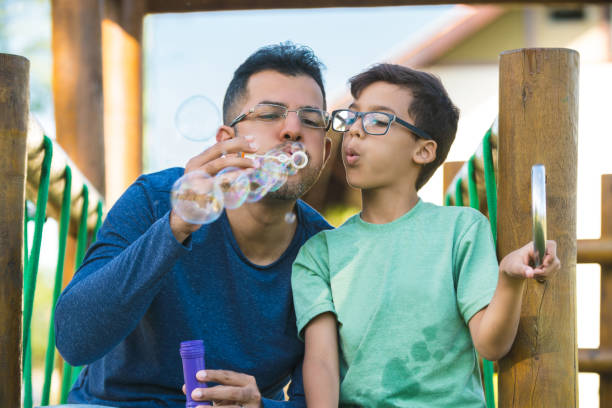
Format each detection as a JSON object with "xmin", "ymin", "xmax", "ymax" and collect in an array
[{"xmin": 54, "ymin": 167, "xmax": 331, "ymax": 408}]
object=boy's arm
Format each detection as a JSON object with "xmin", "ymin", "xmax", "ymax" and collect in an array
[
  {"xmin": 468, "ymin": 240, "xmax": 560, "ymax": 361},
  {"xmin": 303, "ymin": 312, "xmax": 339, "ymax": 408}
]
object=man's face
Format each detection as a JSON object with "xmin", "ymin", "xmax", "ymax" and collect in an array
[
  {"xmin": 231, "ymin": 70, "xmax": 330, "ymax": 200},
  {"xmin": 341, "ymin": 81, "xmax": 424, "ymax": 191}
]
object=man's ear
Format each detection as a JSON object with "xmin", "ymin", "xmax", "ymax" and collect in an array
[
  {"xmin": 413, "ymin": 139, "xmax": 437, "ymax": 165},
  {"xmin": 216, "ymin": 125, "xmax": 235, "ymax": 143}
]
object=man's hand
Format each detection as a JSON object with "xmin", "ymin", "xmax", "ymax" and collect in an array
[
  {"xmin": 190, "ymin": 369, "xmax": 262, "ymax": 408},
  {"xmin": 170, "ymin": 134, "xmax": 258, "ymax": 243},
  {"xmin": 499, "ymin": 240, "xmax": 561, "ymax": 282}
]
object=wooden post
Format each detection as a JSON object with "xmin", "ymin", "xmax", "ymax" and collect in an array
[
  {"xmin": 102, "ymin": 0, "xmax": 145, "ymax": 206},
  {"xmin": 442, "ymin": 161, "xmax": 465, "ymax": 194},
  {"xmin": 600, "ymin": 175, "xmax": 612, "ymax": 405},
  {"xmin": 497, "ymin": 48, "xmax": 579, "ymax": 407},
  {"xmin": 0, "ymin": 53, "xmax": 29, "ymax": 408},
  {"xmin": 52, "ymin": 0, "xmax": 105, "ymax": 304},
  {"xmin": 51, "ymin": 0, "xmax": 105, "ymax": 195}
]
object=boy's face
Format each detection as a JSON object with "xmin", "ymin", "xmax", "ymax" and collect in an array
[{"xmin": 341, "ymin": 81, "xmax": 435, "ymax": 191}]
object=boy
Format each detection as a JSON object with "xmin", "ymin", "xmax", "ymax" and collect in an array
[{"xmin": 291, "ymin": 64, "xmax": 560, "ymax": 407}]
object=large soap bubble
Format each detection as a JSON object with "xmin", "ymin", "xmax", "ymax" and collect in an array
[
  {"xmin": 215, "ymin": 167, "xmax": 250, "ymax": 209},
  {"xmin": 175, "ymin": 95, "xmax": 222, "ymax": 142},
  {"xmin": 171, "ymin": 170, "xmax": 224, "ymax": 224}
]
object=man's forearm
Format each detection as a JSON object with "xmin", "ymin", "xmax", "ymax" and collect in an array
[{"xmin": 55, "ymin": 213, "xmax": 188, "ymax": 365}]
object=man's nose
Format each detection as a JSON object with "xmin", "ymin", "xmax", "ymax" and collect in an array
[{"xmin": 280, "ymin": 111, "xmax": 303, "ymax": 142}]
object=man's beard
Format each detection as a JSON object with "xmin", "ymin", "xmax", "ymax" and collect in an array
[{"xmin": 266, "ymin": 164, "xmax": 321, "ymax": 201}]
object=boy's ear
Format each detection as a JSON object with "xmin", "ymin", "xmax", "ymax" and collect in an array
[
  {"xmin": 413, "ymin": 139, "xmax": 437, "ymax": 165},
  {"xmin": 216, "ymin": 125, "xmax": 235, "ymax": 143},
  {"xmin": 323, "ymin": 136, "xmax": 333, "ymax": 165}
]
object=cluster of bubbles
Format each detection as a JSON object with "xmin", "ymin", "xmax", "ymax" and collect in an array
[{"xmin": 170, "ymin": 141, "xmax": 308, "ymax": 225}]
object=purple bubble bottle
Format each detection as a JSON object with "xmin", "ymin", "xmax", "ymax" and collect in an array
[{"xmin": 180, "ymin": 340, "xmax": 211, "ymax": 407}]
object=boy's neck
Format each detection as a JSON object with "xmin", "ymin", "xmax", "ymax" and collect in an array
[{"xmin": 360, "ymin": 185, "xmax": 420, "ymax": 225}]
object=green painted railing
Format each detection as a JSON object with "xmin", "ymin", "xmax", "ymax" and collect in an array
[
  {"xmin": 444, "ymin": 119, "xmax": 498, "ymax": 408},
  {"xmin": 23, "ymin": 118, "xmax": 104, "ymax": 407}
]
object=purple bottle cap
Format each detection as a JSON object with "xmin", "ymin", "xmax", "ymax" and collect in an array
[{"xmin": 180, "ymin": 340, "xmax": 210, "ymax": 407}]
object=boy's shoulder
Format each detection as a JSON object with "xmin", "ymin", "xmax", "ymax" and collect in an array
[{"xmin": 420, "ymin": 200, "xmax": 488, "ymax": 223}]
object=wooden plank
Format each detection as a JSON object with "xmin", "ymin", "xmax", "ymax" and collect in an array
[
  {"xmin": 601, "ymin": 175, "xmax": 612, "ymax": 405},
  {"xmin": 145, "ymin": 0, "xmax": 612, "ymax": 14},
  {"xmin": 497, "ymin": 48, "xmax": 579, "ymax": 407},
  {"xmin": 0, "ymin": 53, "xmax": 29, "ymax": 408},
  {"xmin": 102, "ymin": 0, "xmax": 145, "ymax": 206}
]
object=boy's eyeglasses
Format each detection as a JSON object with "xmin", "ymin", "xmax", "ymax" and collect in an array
[
  {"xmin": 229, "ymin": 103, "xmax": 330, "ymax": 129},
  {"xmin": 330, "ymin": 109, "xmax": 432, "ymax": 140}
]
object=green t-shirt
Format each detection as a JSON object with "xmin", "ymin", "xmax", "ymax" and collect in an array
[{"xmin": 292, "ymin": 200, "xmax": 499, "ymax": 407}]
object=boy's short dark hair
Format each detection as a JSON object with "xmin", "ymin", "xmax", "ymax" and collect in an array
[
  {"xmin": 222, "ymin": 42, "xmax": 327, "ymax": 125},
  {"xmin": 349, "ymin": 63, "xmax": 460, "ymax": 190}
]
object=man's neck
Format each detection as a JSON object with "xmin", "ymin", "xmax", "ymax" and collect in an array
[
  {"xmin": 361, "ymin": 182, "xmax": 420, "ymax": 225},
  {"xmin": 226, "ymin": 198, "xmax": 298, "ymax": 266}
]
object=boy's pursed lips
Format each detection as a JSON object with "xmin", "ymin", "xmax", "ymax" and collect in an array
[{"xmin": 344, "ymin": 146, "xmax": 360, "ymax": 165}]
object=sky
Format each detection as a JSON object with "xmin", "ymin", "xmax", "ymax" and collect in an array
[{"xmin": 143, "ymin": 5, "xmax": 463, "ymax": 171}]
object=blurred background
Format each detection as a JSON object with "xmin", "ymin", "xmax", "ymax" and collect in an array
[{"xmin": 2, "ymin": 0, "xmax": 611, "ymax": 405}]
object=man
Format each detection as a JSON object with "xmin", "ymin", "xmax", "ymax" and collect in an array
[{"xmin": 54, "ymin": 42, "xmax": 333, "ymax": 408}]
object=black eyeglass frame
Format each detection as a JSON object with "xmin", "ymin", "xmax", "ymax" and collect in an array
[
  {"xmin": 330, "ymin": 109, "xmax": 433, "ymax": 140},
  {"xmin": 229, "ymin": 103, "xmax": 330, "ymax": 129}
]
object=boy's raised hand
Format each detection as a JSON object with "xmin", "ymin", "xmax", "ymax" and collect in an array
[{"xmin": 499, "ymin": 240, "xmax": 561, "ymax": 282}]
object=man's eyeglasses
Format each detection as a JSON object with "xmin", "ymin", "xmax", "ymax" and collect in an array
[
  {"xmin": 330, "ymin": 109, "xmax": 432, "ymax": 140},
  {"xmin": 229, "ymin": 103, "xmax": 330, "ymax": 129}
]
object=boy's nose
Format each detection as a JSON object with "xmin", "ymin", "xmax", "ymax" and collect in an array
[{"xmin": 347, "ymin": 117, "xmax": 364, "ymax": 138}]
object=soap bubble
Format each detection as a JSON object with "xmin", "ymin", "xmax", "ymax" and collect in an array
[
  {"xmin": 245, "ymin": 158, "xmax": 274, "ymax": 203},
  {"xmin": 171, "ymin": 170, "xmax": 224, "ymax": 224},
  {"xmin": 261, "ymin": 157, "xmax": 288, "ymax": 192},
  {"xmin": 175, "ymin": 95, "xmax": 221, "ymax": 142},
  {"xmin": 267, "ymin": 141, "xmax": 309, "ymax": 175},
  {"xmin": 291, "ymin": 150, "xmax": 308, "ymax": 170},
  {"xmin": 284, "ymin": 212, "xmax": 296, "ymax": 224},
  {"xmin": 214, "ymin": 167, "xmax": 250, "ymax": 209}
]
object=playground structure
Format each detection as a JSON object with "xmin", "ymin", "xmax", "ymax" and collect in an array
[
  {"xmin": 0, "ymin": 1, "xmax": 611, "ymax": 407},
  {"xmin": 443, "ymin": 49, "xmax": 612, "ymax": 407}
]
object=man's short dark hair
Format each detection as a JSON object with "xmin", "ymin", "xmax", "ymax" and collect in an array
[
  {"xmin": 222, "ymin": 42, "xmax": 326, "ymax": 125},
  {"xmin": 349, "ymin": 63, "xmax": 460, "ymax": 190}
]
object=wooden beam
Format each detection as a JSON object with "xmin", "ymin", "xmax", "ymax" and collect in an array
[
  {"xmin": 497, "ymin": 48, "xmax": 579, "ymax": 407},
  {"xmin": 0, "ymin": 53, "xmax": 29, "ymax": 408},
  {"xmin": 579, "ymin": 348, "xmax": 612, "ymax": 374},
  {"xmin": 102, "ymin": 0, "xmax": 145, "ymax": 206},
  {"xmin": 600, "ymin": 174, "xmax": 612, "ymax": 405},
  {"xmin": 146, "ymin": 0, "xmax": 612, "ymax": 14},
  {"xmin": 52, "ymin": 0, "xmax": 105, "ymax": 195},
  {"xmin": 577, "ymin": 238, "xmax": 612, "ymax": 264}
]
